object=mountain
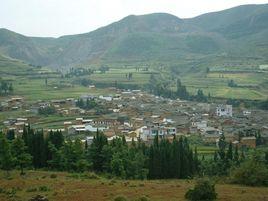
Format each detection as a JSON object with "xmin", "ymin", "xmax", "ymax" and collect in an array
[{"xmin": 0, "ymin": 4, "xmax": 268, "ymax": 69}]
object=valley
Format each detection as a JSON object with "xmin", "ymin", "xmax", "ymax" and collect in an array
[{"xmin": 0, "ymin": 3, "xmax": 268, "ymax": 201}]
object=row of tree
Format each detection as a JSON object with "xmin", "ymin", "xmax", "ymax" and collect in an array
[
  {"xmin": 148, "ymin": 135, "xmax": 199, "ymax": 179},
  {"xmin": 0, "ymin": 127, "xmax": 199, "ymax": 179},
  {"xmin": 201, "ymin": 134, "xmax": 246, "ymax": 176},
  {"xmin": 76, "ymin": 98, "xmax": 98, "ymax": 110},
  {"xmin": 38, "ymin": 106, "xmax": 56, "ymax": 115},
  {"xmin": 148, "ymin": 75, "xmax": 209, "ymax": 102},
  {"xmin": 0, "ymin": 81, "xmax": 13, "ymax": 95},
  {"xmin": 65, "ymin": 67, "xmax": 94, "ymax": 78},
  {"xmin": 1, "ymin": 128, "xmax": 267, "ymax": 186}
]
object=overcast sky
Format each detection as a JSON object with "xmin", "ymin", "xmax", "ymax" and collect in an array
[{"xmin": 0, "ymin": 0, "xmax": 267, "ymax": 37}]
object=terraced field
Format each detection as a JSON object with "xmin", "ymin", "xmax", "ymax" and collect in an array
[{"xmin": 182, "ymin": 71, "xmax": 268, "ymax": 100}]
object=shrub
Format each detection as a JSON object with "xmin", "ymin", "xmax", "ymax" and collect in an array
[
  {"xmin": 136, "ymin": 196, "xmax": 150, "ymax": 201},
  {"xmin": 29, "ymin": 195, "xmax": 49, "ymax": 201},
  {"xmin": 185, "ymin": 179, "xmax": 217, "ymax": 201},
  {"xmin": 26, "ymin": 187, "xmax": 38, "ymax": 192},
  {"xmin": 83, "ymin": 172, "xmax": 100, "ymax": 179},
  {"xmin": 39, "ymin": 186, "xmax": 50, "ymax": 192},
  {"xmin": 114, "ymin": 195, "xmax": 128, "ymax": 201},
  {"xmin": 230, "ymin": 159, "xmax": 268, "ymax": 186},
  {"xmin": 50, "ymin": 174, "xmax": 57, "ymax": 179}
]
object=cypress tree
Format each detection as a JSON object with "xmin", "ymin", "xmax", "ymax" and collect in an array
[
  {"xmin": 88, "ymin": 130, "xmax": 108, "ymax": 172},
  {"xmin": 213, "ymin": 151, "xmax": 218, "ymax": 162},
  {"xmin": 227, "ymin": 142, "xmax": 233, "ymax": 161},
  {"xmin": 193, "ymin": 147, "xmax": 199, "ymax": 174},
  {"xmin": 234, "ymin": 145, "xmax": 239, "ymax": 165},
  {"xmin": 265, "ymin": 152, "xmax": 268, "ymax": 165},
  {"xmin": 0, "ymin": 133, "xmax": 14, "ymax": 175},
  {"xmin": 6, "ymin": 130, "xmax": 15, "ymax": 140},
  {"xmin": 172, "ymin": 139, "xmax": 180, "ymax": 178},
  {"xmin": 218, "ymin": 134, "xmax": 226, "ymax": 160},
  {"xmin": 11, "ymin": 137, "xmax": 32, "ymax": 175}
]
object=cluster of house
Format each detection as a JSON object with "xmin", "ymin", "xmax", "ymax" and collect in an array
[
  {"xmin": 2, "ymin": 117, "xmax": 28, "ymax": 135},
  {"xmin": 2, "ymin": 89, "xmax": 268, "ymax": 149},
  {"xmin": 57, "ymin": 91, "xmax": 268, "ymax": 148},
  {"xmin": 0, "ymin": 97, "xmax": 24, "ymax": 111}
]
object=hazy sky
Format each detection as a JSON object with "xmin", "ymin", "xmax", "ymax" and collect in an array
[{"xmin": 0, "ymin": 0, "xmax": 267, "ymax": 37}]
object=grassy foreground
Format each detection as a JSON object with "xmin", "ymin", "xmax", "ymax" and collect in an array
[{"xmin": 0, "ymin": 170, "xmax": 267, "ymax": 201}]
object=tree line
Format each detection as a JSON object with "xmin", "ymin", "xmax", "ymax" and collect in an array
[
  {"xmin": 1, "ymin": 127, "xmax": 268, "ymax": 186},
  {"xmin": 0, "ymin": 127, "xmax": 199, "ymax": 179},
  {"xmin": 0, "ymin": 80, "xmax": 13, "ymax": 96},
  {"xmin": 76, "ymin": 98, "xmax": 98, "ymax": 110},
  {"xmin": 148, "ymin": 75, "xmax": 208, "ymax": 102}
]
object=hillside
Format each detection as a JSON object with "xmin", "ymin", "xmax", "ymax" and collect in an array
[
  {"xmin": 0, "ymin": 54, "xmax": 36, "ymax": 76},
  {"xmin": 0, "ymin": 4, "xmax": 268, "ymax": 68}
]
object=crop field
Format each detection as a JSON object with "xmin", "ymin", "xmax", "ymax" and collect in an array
[
  {"xmin": 90, "ymin": 68, "xmax": 154, "ymax": 85},
  {"xmin": 1, "ymin": 53, "xmax": 267, "ymax": 101},
  {"xmin": 0, "ymin": 170, "xmax": 267, "ymax": 201},
  {"xmin": 12, "ymin": 77, "xmax": 111, "ymax": 102},
  {"xmin": 182, "ymin": 72, "xmax": 268, "ymax": 100}
]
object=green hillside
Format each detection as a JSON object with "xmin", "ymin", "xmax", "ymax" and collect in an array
[{"xmin": 0, "ymin": 4, "xmax": 267, "ymax": 68}]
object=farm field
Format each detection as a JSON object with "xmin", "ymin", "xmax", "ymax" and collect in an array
[
  {"xmin": 0, "ymin": 170, "xmax": 267, "ymax": 201},
  {"xmin": 90, "ymin": 68, "xmax": 154, "ymax": 85},
  {"xmin": 12, "ymin": 77, "xmax": 113, "ymax": 102},
  {"xmin": 10, "ymin": 70, "xmax": 267, "ymax": 102},
  {"xmin": 181, "ymin": 71, "xmax": 268, "ymax": 100},
  {"xmin": 1, "ymin": 53, "xmax": 267, "ymax": 101}
]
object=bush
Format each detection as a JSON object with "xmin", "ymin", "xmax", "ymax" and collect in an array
[
  {"xmin": 50, "ymin": 174, "xmax": 57, "ymax": 179},
  {"xmin": 230, "ymin": 159, "xmax": 268, "ymax": 186},
  {"xmin": 39, "ymin": 186, "xmax": 50, "ymax": 192},
  {"xmin": 29, "ymin": 195, "xmax": 49, "ymax": 201},
  {"xmin": 82, "ymin": 172, "xmax": 100, "ymax": 179},
  {"xmin": 185, "ymin": 179, "xmax": 217, "ymax": 201},
  {"xmin": 136, "ymin": 196, "xmax": 150, "ymax": 201},
  {"xmin": 114, "ymin": 195, "xmax": 128, "ymax": 201},
  {"xmin": 26, "ymin": 187, "xmax": 38, "ymax": 192}
]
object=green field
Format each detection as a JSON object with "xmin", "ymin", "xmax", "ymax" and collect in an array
[
  {"xmin": 1, "ymin": 53, "xmax": 268, "ymax": 102},
  {"xmin": 181, "ymin": 71, "xmax": 268, "ymax": 100},
  {"xmin": 90, "ymin": 68, "xmax": 153, "ymax": 85}
]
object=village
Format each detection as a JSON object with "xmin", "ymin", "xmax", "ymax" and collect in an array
[{"xmin": 1, "ymin": 87, "xmax": 268, "ymax": 150}]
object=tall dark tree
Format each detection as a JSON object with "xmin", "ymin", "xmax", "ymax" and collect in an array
[
  {"xmin": 0, "ymin": 133, "xmax": 14, "ymax": 175},
  {"xmin": 11, "ymin": 137, "xmax": 32, "ymax": 175},
  {"xmin": 234, "ymin": 145, "xmax": 239, "ymax": 165},
  {"xmin": 88, "ymin": 130, "xmax": 108, "ymax": 172},
  {"xmin": 227, "ymin": 142, "xmax": 233, "ymax": 161},
  {"xmin": 218, "ymin": 134, "xmax": 226, "ymax": 160}
]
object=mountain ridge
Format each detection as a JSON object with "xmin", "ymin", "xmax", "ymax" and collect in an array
[{"xmin": 0, "ymin": 4, "xmax": 268, "ymax": 68}]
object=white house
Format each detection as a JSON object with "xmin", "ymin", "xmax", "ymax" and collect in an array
[
  {"xmin": 192, "ymin": 120, "xmax": 207, "ymax": 130},
  {"xmin": 140, "ymin": 126, "xmax": 176, "ymax": 141},
  {"xmin": 216, "ymin": 105, "xmax": 232, "ymax": 117},
  {"xmin": 86, "ymin": 136, "xmax": 94, "ymax": 145},
  {"xmin": 68, "ymin": 124, "xmax": 107, "ymax": 135},
  {"xmin": 202, "ymin": 127, "xmax": 222, "ymax": 135},
  {"xmin": 99, "ymin": 95, "xmax": 112, "ymax": 101}
]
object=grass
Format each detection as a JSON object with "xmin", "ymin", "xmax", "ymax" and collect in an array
[
  {"xmin": 196, "ymin": 146, "xmax": 218, "ymax": 155},
  {"xmin": 12, "ymin": 77, "xmax": 113, "ymax": 102},
  {"xmin": 0, "ymin": 170, "xmax": 267, "ymax": 201}
]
